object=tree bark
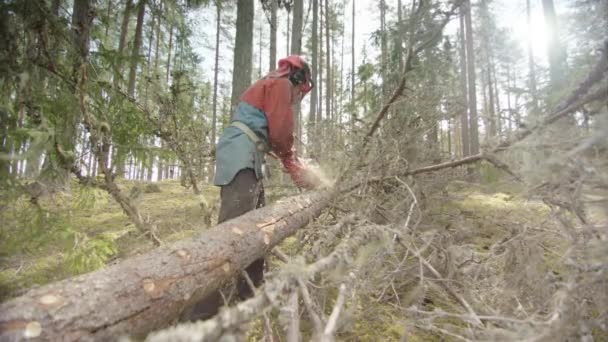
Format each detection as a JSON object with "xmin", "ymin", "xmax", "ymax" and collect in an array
[
  {"xmin": 464, "ymin": 0, "xmax": 479, "ymax": 155},
  {"xmin": 396, "ymin": 0, "xmax": 403, "ymax": 72},
  {"xmin": 166, "ymin": 25, "xmax": 173, "ymax": 83},
  {"xmin": 269, "ymin": 0, "xmax": 277, "ymax": 71},
  {"xmin": 290, "ymin": 0, "xmax": 303, "ymax": 55},
  {"xmin": 115, "ymin": 0, "xmax": 133, "ymax": 89},
  {"xmin": 154, "ymin": 0, "xmax": 162, "ymax": 71},
  {"xmin": 51, "ymin": 0, "xmax": 61, "ymax": 16},
  {"xmin": 458, "ymin": 12, "xmax": 470, "ymax": 157},
  {"xmin": 324, "ymin": 0, "xmax": 331, "ymax": 124},
  {"xmin": 212, "ymin": 1, "xmax": 221, "ymax": 154},
  {"xmin": 379, "ymin": 0, "xmax": 387, "ymax": 98},
  {"xmin": 291, "ymin": 0, "xmax": 303, "ymax": 146},
  {"xmin": 308, "ymin": 0, "xmax": 318, "ymax": 132},
  {"xmin": 128, "ymin": 0, "xmax": 147, "ymax": 97},
  {"xmin": 317, "ymin": 0, "xmax": 323, "ymax": 124},
  {"xmin": 0, "ymin": 191, "xmax": 331, "ymax": 341},
  {"xmin": 487, "ymin": 66, "xmax": 496, "ymax": 137},
  {"xmin": 350, "ymin": 0, "xmax": 355, "ymax": 123},
  {"xmin": 230, "ymin": 0, "xmax": 254, "ymax": 116}
]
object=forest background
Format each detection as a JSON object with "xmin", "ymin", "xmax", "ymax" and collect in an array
[{"xmin": 0, "ymin": 0, "xmax": 607, "ymax": 340}]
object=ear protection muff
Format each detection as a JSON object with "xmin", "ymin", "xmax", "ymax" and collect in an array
[
  {"xmin": 288, "ymin": 66, "xmax": 314, "ymax": 94},
  {"xmin": 288, "ymin": 68, "xmax": 307, "ymax": 86}
]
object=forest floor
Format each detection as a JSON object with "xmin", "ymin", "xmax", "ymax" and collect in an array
[
  {"xmin": 246, "ymin": 179, "xmax": 574, "ymax": 341},
  {"xmin": 0, "ymin": 177, "xmax": 601, "ymax": 340},
  {"xmin": 0, "ymin": 180, "xmax": 220, "ymax": 300}
]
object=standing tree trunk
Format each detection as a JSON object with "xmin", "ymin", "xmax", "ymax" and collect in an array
[
  {"xmin": 526, "ymin": 0, "xmax": 539, "ymax": 111},
  {"xmin": 286, "ymin": 10, "xmax": 290, "ymax": 55},
  {"xmin": 324, "ymin": 0, "xmax": 331, "ymax": 125},
  {"xmin": 290, "ymin": 0, "xmax": 303, "ymax": 55},
  {"xmin": 487, "ymin": 64, "xmax": 496, "ymax": 137},
  {"xmin": 458, "ymin": 12, "xmax": 470, "ymax": 157},
  {"xmin": 308, "ymin": 0, "xmax": 319, "ymax": 135},
  {"xmin": 230, "ymin": 0, "xmax": 254, "ymax": 116},
  {"xmin": 350, "ymin": 0, "xmax": 355, "ymax": 120},
  {"xmin": 542, "ymin": 0, "xmax": 568, "ymax": 88},
  {"xmin": 154, "ymin": 0, "xmax": 162, "ymax": 71},
  {"xmin": 51, "ymin": 0, "xmax": 61, "ymax": 16},
  {"xmin": 506, "ymin": 64, "xmax": 513, "ymax": 134},
  {"xmin": 144, "ymin": 2, "xmax": 156, "ymax": 105},
  {"xmin": 128, "ymin": 0, "xmax": 147, "ymax": 97},
  {"xmin": 56, "ymin": 0, "xmax": 94, "ymax": 184},
  {"xmin": 158, "ymin": 142, "xmax": 164, "ymax": 181},
  {"xmin": 104, "ymin": 0, "xmax": 113, "ymax": 40},
  {"xmin": 291, "ymin": 0, "xmax": 303, "ymax": 147},
  {"xmin": 257, "ymin": 21, "xmax": 263, "ymax": 77},
  {"xmin": 317, "ymin": 0, "xmax": 323, "ymax": 124},
  {"xmin": 269, "ymin": 0, "xmax": 277, "ymax": 71},
  {"xmin": 464, "ymin": 0, "xmax": 479, "ymax": 155},
  {"xmin": 166, "ymin": 25, "xmax": 173, "ymax": 83},
  {"xmin": 396, "ymin": 0, "xmax": 403, "ymax": 72},
  {"xmin": 379, "ymin": 0, "xmax": 387, "ymax": 98},
  {"xmin": 115, "ymin": 0, "xmax": 133, "ymax": 89},
  {"xmin": 211, "ymin": 1, "xmax": 221, "ymax": 155},
  {"xmin": 492, "ymin": 62, "xmax": 502, "ymax": 135}
]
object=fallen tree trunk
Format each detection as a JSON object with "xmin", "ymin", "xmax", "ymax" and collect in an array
[{"xmin": 0, "ymin": 191, "xmax": 331, "ymax": 341}]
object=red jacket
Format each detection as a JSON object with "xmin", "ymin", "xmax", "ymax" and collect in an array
[{"xmin": 240, "ymin": 77, "xmax": 307, "ymax": 187}]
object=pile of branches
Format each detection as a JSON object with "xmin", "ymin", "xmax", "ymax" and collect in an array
[{"xmin": 142, "ymin": 37, "xmax": 608, "ymax": 341}]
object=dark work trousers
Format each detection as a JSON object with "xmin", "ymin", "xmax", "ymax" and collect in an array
[{"xmin": 185, "ymin": 168, "xmax": 265, "ymax": 321}]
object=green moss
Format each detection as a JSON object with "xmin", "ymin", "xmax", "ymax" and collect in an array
[{"xmin": 0, "ymin": 255, "xmax": 70, "ymax": 301}]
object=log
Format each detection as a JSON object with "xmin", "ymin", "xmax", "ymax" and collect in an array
[{"xmin": 0, "ymin": 191, "xmax": 331, "ymax": 341}]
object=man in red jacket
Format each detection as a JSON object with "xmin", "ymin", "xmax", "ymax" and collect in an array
[{"xmin": 188, "ymin": 56, "xmax": 317, "ymax": 320}]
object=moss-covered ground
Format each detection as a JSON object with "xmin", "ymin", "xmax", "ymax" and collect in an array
[
  {"xmin": 1, "ymin": 178, "xmax": 591, "ymax": 340},
  {"xmin": 0, "ymin": 179, "xmax": 219, "ymax": 300}
]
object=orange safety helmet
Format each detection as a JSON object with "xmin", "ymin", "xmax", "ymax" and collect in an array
[{"xmin": 278, "ymin": 55, "xmax": 314, "ymax": 95}]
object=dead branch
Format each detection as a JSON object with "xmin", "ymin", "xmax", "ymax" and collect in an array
[
  {"xmin": 144, "ymin": 224, "xmax": 387, "ymax": 341},
  {"xmin": 553, "ymin": 39, "xmax": 608, "ymax": 114},
  {"xmin": 362, "ymin": 0, "xmax": 463, "ymax": 149},
  {"xmin": 297, "ymin": 278, "xmax": 324, "ymax": 336},
  {"xmin": 284, "ymin": 292, "xmax": 300, "ymax": 342},
  {"xmin": 320, "ymin": 283, "xmax": 347, "ymax": 342}
]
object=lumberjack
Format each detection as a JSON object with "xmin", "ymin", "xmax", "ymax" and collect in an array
[{"xmin": 189, "ymin": 55, "xmax": 321, "ymax": 319}]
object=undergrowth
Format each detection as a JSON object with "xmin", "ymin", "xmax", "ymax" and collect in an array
[{"xmin": 0, "ymin": 179, "xmax": 218, "ymax": 301}]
